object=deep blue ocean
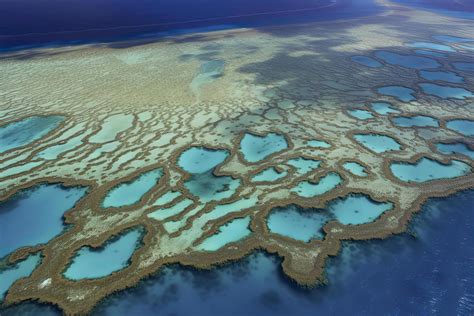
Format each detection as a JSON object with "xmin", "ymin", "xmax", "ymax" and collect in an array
[
  {"xmin": 2, "ymin": 190, "xmax": 473, "ymax": 315},
  {"xmin": 1, "ymin": 0, "xmax": 380, "ymax": 49}
]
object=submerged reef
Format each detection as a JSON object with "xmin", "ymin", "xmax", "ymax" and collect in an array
[{"xmin": 0, "ymin": 0, "xmax": 473, "ymax": 314}]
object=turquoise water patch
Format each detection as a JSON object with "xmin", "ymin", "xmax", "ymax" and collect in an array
[
  {"xmin": 205, "ymin": 197, "xmax": 258, "ymax": 222},
  {"xmin": 414, "ymin": 50, "xmax": 447, "ymax": 58},
  {"xmin": 288, "ymin": 157, "xmax": 321, "ymax": 174},
  {"xmin": 459, "ymin": 43, "xmax": 474, "ymax": 51},
  {"xmin": 251, "ymin": 167, "xmax": 287, "ymax": 182},
  {"xmin": 291, "ymin": 172, "xmax": 342, "ymax": 198},
  {"xmin": 0, "ymin": 184, "xmax": 87, "ymax": 259},
  {"xmin": 307, "ymin": 139, "xmax": 331, "ymax": 148},
  {"xmin": 240, "ymin": 133, "xmax": 288, "ymax": 163},
  {"xmin": 329, "ymin": 194, "xmax": 393, "ymax": 225},
  {"xmin": 102, "ymin": 169, "xmax": 162, "ymax": 208},
  {"xmin": 354, "ymin": 134, "xmax": 401, "ymax": 153},
  {"xmin": 374, "ymin": 51, "xmax": 440, "ymax": 69},
  {"xmin": 178, "ymin": 147, "xmax": 228, "ymax": 174},
  {"xmin": 392, "ymin": 115, "xmax": 439, "ymax": 127},
  {"xmin": 63, "ymin": 228, "xmax": 143, "ymax": 280},
  {"xmin": 0, "ymin": 115, "xmax": 64, "ymax": 153},
  {"xmin": 370, "ymin": 102, "xmax": 400, "ymax": 115},
  {"xmin": 419, "ymin": 70, "xmax": 464, "ymax": 83},
  {"xmin": 37, "ymin": 133, "xmax": 84, "ymax": 160},
  {"xmin": 433, "ymin": 35, "xmax": 474, "ymax": 43},
  {"xmin": 390, "ymin": 157, "xmax": 471, "ymax": 183},
  {"xmin": 184, "ymin": 171, "xmax": 240, "ymax": 202},
  {"xmin": 348, "ymin": 109, "xmax": 374, "ymax": 120},
  {"xmin": 351, "ymin": 55, "xmax": 382, "ymax": 68},
  {"xmin": 267, "ymin": 194, "xmax": 392, "ymax": 242},
  {"xmin": 190, "ymin": 60, "xmax": 225, "ymax": 94},
  {"xmin": 452, "ymin": 62, "xmax": 474, "ymax": 72},
  {"xmin": 436, "ymin": 143, "xmax": 474, "ymax": 159},
  {"xmin": 446, "ymin": 119, "xmax": 474, "ymax": 137},
  {"xmin": 267, "ymin": 205, "xmax": 330, "ymax": 242},
  {"xmin": 407, "ymin": 42, "xmax": 455, "ymax": 52},
  {"xmin": 152, "ymin": 191, "xmax": 181, "ymax": 206},
  {"xmin": 196, "ymin": 216, "xmax": 251, "ymax": 251},
  {"xmin": 419, "ymin": 83, "xmax": 473, "ymax": 99},
  {"xmin": 343, "ymin": 162, "xmax": 368, "ymax": 177},
  {"xmin": 0, "ymin": 252, "xmax": 41, "ymax": 301},
  {"xmin": 148, "ymin": 198, "xmax": 194, "ymax": 221},
  {"xmin": 378, "ymin": 86, "xmax": 415, "ymax": 102}
]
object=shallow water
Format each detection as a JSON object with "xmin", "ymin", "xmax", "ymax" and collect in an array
[
  {"xmin": 328, "ymin": 194, "xmax": 392, "ymax": 225},
  {"xmin": 102, "ymin": 169, "xmax": 162, "ymax": 208},
  {"xmin": 148, "ymin": 198, "xmax": 194, "ymax": 220},
  {"xmin": 252, "ymin": 167, "xmax": 287, "ymax": 182},
  {"xmin": 452, "ymin": 62, "xmax": 474, "ymax": 72},
  {"xmin": 0, "ymin": 184, "xmax": 87, "ymax": 259},
  {"xmin": 196, "ymin": 216, "xmax": 251, "ymax": 251},
  {"xmin": 407, "ymin": 42, "xmax": 455, "ymax": 52},
  {"xmin": 390, "ymin": 157, "xmax": 471, "ymax": 183},
  {"xmin": 369, "ymin": 102, "xmax": 399, "ymax": 115},
  {"xmin": 436, "ymin": 143, "xmax": 474, "ymax": 159},
  {"xmin": 267, "ymin": 205, "xmax": 330, "ymax": 241},
  {"xmin": 63, "ymin": 228, "xmax": 142, "ymax": 280},
  {"xmin": 374, "ymin": 51, "xmax": 440, "ymax": 69},
  {"xmin": 350, "ymin": 55, "xmax": 382, "ymax": 68},
  {"xmin": 306, "ymin": 139, "xmax": 331, "ymax": 148},
  {"xmin": 342, "ymin": 161, "xmax": 367, "ymax": 177},
  {"xmin": 240, "ymin": 133, "xmax": 288, "ymax": 163},
  {"xmin": 287, "ymin": 157, "xmax": 320, "ymax": 174},
  {"xmin": 419, "ymin": 70, "xmax": 464, "ymax": 83},
  {"xmin": 446, "ymin": 119, "xmax": 474, "ymax": 137},
  {"xmin": 353, "ymin": 134, "xmax": 401, "ymax": 153},
  {"xmin": 184, "ymin": 172, "xmax": 240, "ymax": 202},
  {"xmin": 291, "ymin": 172, "xmax": 342, "ymax": 198},
  {"xmin": 377, "ymin": 86, "xmax": 415, "ymax": 102},
  {"xmin": 419, "ymin": 83, "xmax": 473, "ymax": 99},
  {"xmin": 414, "ymin": 49, "xmax": 447, "ymax": 58},
  {"xmin": 392, "ymin": 115, "xmax": 439, "ymax": 127},
  {"xmin": 0, "ymin": 253, "xmax": 41, "ymax": 300},
  {"xmin": 178, "ymin": 147, "xmax": 228, "ymax": 174},
  {"xmin": 0, "ymin": 116, "xmax": 64, "ymax": 154},
  {"xmin": 347, "ymin": 109, "xmax": 373, "ymax": 120}
]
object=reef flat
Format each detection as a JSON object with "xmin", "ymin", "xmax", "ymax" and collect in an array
[{"xmin": 0, "ymin": 0, "xmax": 473, "ymax": 314}]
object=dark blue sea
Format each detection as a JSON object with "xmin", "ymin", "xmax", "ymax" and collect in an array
[
  {"xmin": 2, "ymin": 190, "xmax": 474, "ymax": 315},
  {"xmin": 1, "ymin": 0, "xmax": 381, "ymax": 49}
]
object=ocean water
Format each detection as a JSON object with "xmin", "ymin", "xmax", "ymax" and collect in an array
[
  {"xmin": 0, "ymin": 0, "xmax": 382, "ymax": 49},
  {"xmin": 3, "ymin": 190, "xmax": 473, "ymax": 315}
]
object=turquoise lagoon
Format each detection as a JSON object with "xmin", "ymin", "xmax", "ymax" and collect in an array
[
  {"xmin": 240, "ymin": 133, "xmax": 288, "ymax": 163},
  {"xmin": 0, "ymin": 253, "xmax": 41, "ymax": 300},
  {"xmin": 436, "ymin": 143, "xmax": 474, "ymax": 160},
  {"xmin": 291, "ymin": 172, "xmax": 342, "ymax": 198},
  {"xmin": 446, "ymin": 119, "xmax": 474, "ymax": 137},
  {"xmin": 178, "ymin": 147, "xmax": 228, "ymax": 174},
  {"xmin": 407, "ymin": 42, "xmax": 455, "ymax": 52},
  {"xmin": 343, "ymin": 162, "xmax": 368, "ymax": 177},
  {"xmin": 251, "ymin": 167, "xmax": 287, "ymax": 182},
  {"xmin": 267, "ymin": 194, "xmax": 393, "ymax": 242},
  {"xmin": 196, "ymin": 216, "xmax": 251, "ymax": 251},
  {"xmin": 373, "ymin": 51, "xmax": 440, "ymax": 69},
  {"xmin": 419, "ymin": 70, "xmax": 464, "ymax": 83},
  {"xmin": 63, "ymin": 228, "xmax": 143, "ymax": 280},
  {"xmin": 392, "ymin": 115, "xmax": 439, "ymax": 127},
  {"xmin": 102, "ymin": 169, "xmax": 163, "ymax": 208},
  {"xmin": 353, "ymin": 134, "xmax": 401, "ymax": 153},
  {"xmin": 0, "ymin": 115, "xmax": 64, "ymax": 153},
  {"xmin": 0, "ymin": 184, "xmax": 87, "ymax": 259},
  {"xmin": 390, "ymin": 158, "xmax": 471, "ymax": 183},
  {"xmin": 184, "ymin": 172, "xmax": 240, "ymax": 202},
  {"xmin": 348, "ymin": 109, "xmax": 374, "ymax": 120},
  {"xmin": 370, "ymin": 102, "xmax": 400, "ymax": 115},
  {"xmin": 377, "ymin": 86, "xmax": 415, "ymax": 102},
  {"xmin": 287, "ymin": 157, "xmax": 321, "ymax": 174},
  {"xmin": 419, "ymin": 83, "xmax": 473, "ymax": 99},
  {"xmin": 307, "ymin": 139, "xmax": 331, "ymax": 148}
]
